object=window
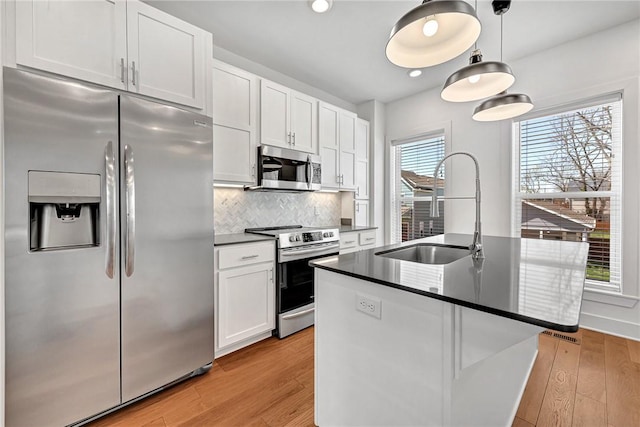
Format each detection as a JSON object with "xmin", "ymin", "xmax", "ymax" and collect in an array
[
  {"xmin": 391, "ymin": 133, "xmax": 445, "ymax": 243},
  {"xmin": 513, "ymin": 94, "xmax": 623, "ymax": 292}
]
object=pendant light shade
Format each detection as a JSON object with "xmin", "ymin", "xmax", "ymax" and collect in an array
[
  {"xmin": 441, "ymin": 49, "xmax": 515, "ymax": 102},
  {"xmin": 472, "ymin": 92, "xmax": 533, "ymax": 121},
  {"xmin": 386, "ymin": 0, "xmax": 481, "ymax": 68}
]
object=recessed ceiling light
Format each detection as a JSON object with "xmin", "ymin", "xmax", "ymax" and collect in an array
[
  {"xmin": 309, "ymin": 0, "xmax": 333, "ymax": 13},
  {"xmin": 408, "ymin": 69, "xmax": 422, "ymax": 78}
]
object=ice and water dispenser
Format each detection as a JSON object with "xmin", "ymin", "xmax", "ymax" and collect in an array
[{"xmin": 29, "ymin": 171, "xmax": 101, "ymax": 251}]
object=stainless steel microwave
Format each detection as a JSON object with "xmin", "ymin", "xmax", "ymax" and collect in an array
[{"xmin": 246, "ymin": 145, "xmax": 322, "ymax": 191}]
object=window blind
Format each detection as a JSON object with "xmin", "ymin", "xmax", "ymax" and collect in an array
[
  {"xmin": 513, "ymin": 96, "xmax": 623, "ymax": 292},
  {"xmin": 391, "ymin": 135, "xmax": 445, "ymax": 243}
]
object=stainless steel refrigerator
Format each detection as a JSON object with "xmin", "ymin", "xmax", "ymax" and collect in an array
[{"xmin": 3, "ymin": 68, "xmax": 214, "ymax": 426}]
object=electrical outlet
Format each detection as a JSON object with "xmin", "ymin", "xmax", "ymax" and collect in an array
[{"xmin": 356, "ymin": 293, "xmax": 382, "ymax": 319}]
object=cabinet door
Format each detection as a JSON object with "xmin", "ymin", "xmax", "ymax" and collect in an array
[
  {"xmin": 355, "ymin": 201, "xmax": 370, "ymax": 227},
  {"xmin": 290, "ymin": 91, "xmax": 318, "ymax": 154},
  {"xmin": 16, "ymin": 0, "xmax": 127, "ymax": 90},
  {"xmin": 217, "ymin": 262, "xmax": 275, "ymax": 349},
  {"xmin": 126, "ymin": 0, "xmax": 205, "ymax": 108},
  {"xmin": 260, "ymin": 79, "xmax": 291, "ymax": 149},
  {"xmin": 339, "ymin": 110, "xmax": 357, "ymax": 190},
  {"xmin": 355, "ymin": 118, "xmax": 370, "ymax": 199},
  {"xmin": 213, "ymin": 61, "xmax": 258, "ymax": 184},
  {"xmin": 319, "ymin": 103, "xmax": 341, "ymax": 190},
  {"xmin": 213, "ymin": 125, "xmax": 256, "ymax": 184}
]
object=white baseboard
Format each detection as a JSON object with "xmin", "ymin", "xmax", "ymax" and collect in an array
[{"xmin": 579, "ymin": 312, "xmax": 640, "ymax": 341}]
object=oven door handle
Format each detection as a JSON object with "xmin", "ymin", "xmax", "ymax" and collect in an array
[
  {"xmin": 281, "ymin": 246, "xmax": 339, "ymax": 257},
  {"xmin": 282, "ymin": 307, "xmax": 315, "ymax": 320}
]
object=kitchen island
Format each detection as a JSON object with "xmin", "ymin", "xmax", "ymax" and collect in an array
[{"xmin": 310, "ymin": 234, "xmax": 589, "ymax": 427}]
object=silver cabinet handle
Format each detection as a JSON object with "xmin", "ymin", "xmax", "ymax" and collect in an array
[
  {"xmin": 336, "ymin": 175, "xmax": 341, "ymax": 184},
  {"xmin": 124, "ymin": 145, "xmax": 136, "ymax": 277},
  {"xmin": 252, "ymin": 164, "xmax": 256, "ymax": 178},
  {"xmin": 292, "ymin": 132, "xmax": 296, "ymax": 146},
  {"xmin": 344, "ymin": 240, "xmax": 355, "ymax": 244},
  {"xmin": 342, "ymin": 174, "xmax": 345, "ymax": 184},
  {"xmin": 241, "ymin": 254, "xmax": 259, "ymax": 260},
  {"xmin": 356, "ymin": 202, "xmax": 359, "ymax": 212},
  {"xmin": 282, "ymin": 307, "xmax": 315, "ymax": 320},
  {"xmin": 287, "ymin": 131, "xmax": 291, "ymax": 144},
  {"xmin": 131, "ymin": 61, "xmax": 136, "ymax": 86},
  {"xmin": 365, "ymin": 238, "xmax": 375, "ymax": 241},
  {"xmin": 104, "ymin": 141, "xmax": 117, "ymax": 279},
  {"xmin": 357, "ymin": 186, "xmax": 360, "ymax": 196},
  {"xmin": 120, "ymin": 58, "xmax": 125, "ymax": 84},
  {"xmin": 270, "ymin": 268, "xmax": 274, "ymax": 283}
]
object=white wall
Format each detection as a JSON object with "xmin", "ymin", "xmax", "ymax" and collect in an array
[{"xmin": 385, "ymin": 20, "xmax": 640, "ymax": 339}]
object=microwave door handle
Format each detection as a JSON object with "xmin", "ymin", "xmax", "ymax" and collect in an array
[{"xmin": 306, "ymin": 155, "xmax": 312, "ymax": 189}]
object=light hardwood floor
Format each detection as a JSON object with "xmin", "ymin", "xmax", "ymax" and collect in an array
[{"xmin": 90, "ymin": 327, "xmax": 639, "ymax": 427}]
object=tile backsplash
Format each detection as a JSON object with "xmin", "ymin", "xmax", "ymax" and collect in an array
[{"xmin": 214, "ymin": 188, "xmax": 342, "ymax": 234}]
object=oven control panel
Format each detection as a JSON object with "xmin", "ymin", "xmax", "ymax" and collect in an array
[{"xmin": 280, "ymin": 228, "xmax": 340, "ymax": 248}]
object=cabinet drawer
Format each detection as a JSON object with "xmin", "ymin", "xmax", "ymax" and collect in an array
[
  {"xmin": 340, "ymin": 233, "xmax": 358, "ymax": 250},
  {"xmin": 218, "ymin": 241, "xmax": 274, "ymax": 270},
  {"xmin": 359, "ymin": 230, "xmax": 377, "ymax": 247}
]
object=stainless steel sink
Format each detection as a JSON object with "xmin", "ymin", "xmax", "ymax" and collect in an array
[{"xmin": 375, "ymin": 243, "xmax": 471, "ymax": 265}]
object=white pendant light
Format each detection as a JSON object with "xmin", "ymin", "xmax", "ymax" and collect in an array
[
  {"xmin": 472, "ymin": 0, "xmax": 533, "ymax": 121},
  {"xmin": 472, "ymin": 92, "xmax": 533, "ymax": 121},
  {"xmin": 386, "ymin": 0, "xmax": 482, "ymax": 68},
  {"xmin": 441, "ymin": 49, "xmax": 515, "ymax": 102}
]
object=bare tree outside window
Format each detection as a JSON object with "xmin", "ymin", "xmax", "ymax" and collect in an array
[{"xmin": 518, "ymin": 103, "xmax": 619, "ymax": 284}]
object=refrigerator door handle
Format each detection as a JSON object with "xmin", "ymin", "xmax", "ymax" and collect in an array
[
  {"xmin": 124, "ymin": 144, "xmax": 136, "ymax": 277},
  {"xmin": 105, "ymin": 140, "xmax": 117, "ymax": 279}
]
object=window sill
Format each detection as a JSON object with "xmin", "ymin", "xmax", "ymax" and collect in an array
[{"xmin": 582, "ymin": 288, "xmax": 640, "ymax": 308}]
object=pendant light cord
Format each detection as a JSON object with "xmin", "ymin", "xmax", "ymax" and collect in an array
[
  {"xmin": 474, "ymin": 0, "xmax": 478, "ymax": 50},
  {"xmin": 500, "ymin": 14, "xmax": 503, "ymax": 62}
]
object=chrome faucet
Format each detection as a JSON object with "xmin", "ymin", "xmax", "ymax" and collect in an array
[{"xmin": 430, "ymin": 151, "xmax": 484, "ymax": 260}]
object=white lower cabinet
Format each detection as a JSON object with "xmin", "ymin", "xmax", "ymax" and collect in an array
[
  {"xmin": 214, "ymin": 240, "xmax": 275, "ymax": 357},
  {"xmin": 339, "ymin": 229, "xmax": 377, "ymax": 254}
]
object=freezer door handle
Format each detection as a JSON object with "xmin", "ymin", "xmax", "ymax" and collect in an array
[
  {"xmin": 124, "ymin": 144, "xmax": 136, "ymax": 277},
  {"xmin": 105, "ymin": 141, "xmax": 117, "ymax": 278}
]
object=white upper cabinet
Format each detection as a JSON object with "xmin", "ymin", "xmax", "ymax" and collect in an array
[
  {"xmin": 260, "ymin": 79, "xmax": 317, "ymax": 154},
  {"xmin": 16, "ymin": 0, "xmax": 128, "ymax": 90},
  {"xmin": 126, "ymin": 1, "xmax": 205, "ymax": 108},
  {"xmin": 15, "ymin": 0, "xmax": 208, "ymax": 109},
  {"xmin": 212, "ymin": 60, "xmax": 258, "ymax": 185},
  {"xmin": 260, "ymin": 80, "xmax": 290, "ymax": 148},
  {"xmin": 319, "ymin": 102, "xmax": 357, "ymax": 191},
  {"xmin": 355, "ymin": 118, "xmax": 370, "ymax": 200},
  {"xmin": 339, "ymin": 110, "xmax": 357, "ymax": 191}
]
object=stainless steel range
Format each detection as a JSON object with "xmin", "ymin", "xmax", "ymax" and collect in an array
[{"xmin": 245, "ymin": 225, "xmax": 339, "ymax": 338}]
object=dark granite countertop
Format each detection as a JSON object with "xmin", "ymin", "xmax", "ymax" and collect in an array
[
  {"xmin": 338, "ymin": 225, "xmax": 378, "ymax": 233},
  {"xmin": 310, "ymin": 233, "xmax": 589, "ymax": 332},
  {"xmin": 214, "ymin": 233, "xmax": 276, "ymax": 246}
]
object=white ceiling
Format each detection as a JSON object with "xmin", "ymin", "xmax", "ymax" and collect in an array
[{"xmin": 146, "ymin": 0, "xmax": 640, "ymax": 105}]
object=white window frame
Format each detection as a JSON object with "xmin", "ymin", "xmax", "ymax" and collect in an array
[
  {"xmin": 388, "ymin": 121, "xmax": 451, "ymax": 244},
  {"xmin": 511, "ymin": 93, "xmax": 623, "ymax": 293}
]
